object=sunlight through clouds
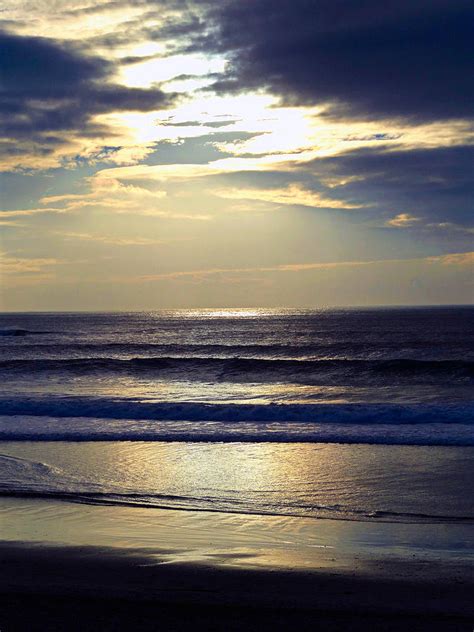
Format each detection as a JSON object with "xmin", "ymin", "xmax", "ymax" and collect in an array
[
  {"xmin": 120, "ymin": 54, "xmax": 227, "ymax": 89},
  {"xmin": 1, "ymin": 0, "xmax": 472, "ymax": 309}
]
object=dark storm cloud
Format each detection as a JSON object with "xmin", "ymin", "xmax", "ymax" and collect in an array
[
  {"xmin": 0, "ymin": 31, "xmax": 176, "ymax": 165},
  {"xmin": 193, "ymin": 0, "xmax": 474, "ymax": 122}
]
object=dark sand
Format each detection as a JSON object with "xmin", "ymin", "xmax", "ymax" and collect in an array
[{"xmin": 1, "ymin": 541, "xmax": 473, "ymax": 631}]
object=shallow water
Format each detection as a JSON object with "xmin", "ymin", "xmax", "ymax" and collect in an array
[{"xmin": 1, "ymin": 441, "xmax": 473, "ymax": 523}]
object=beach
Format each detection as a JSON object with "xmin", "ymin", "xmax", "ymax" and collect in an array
[{"xmin": 1, "ymin": 495, "xmax": 474, "ymax": 631}]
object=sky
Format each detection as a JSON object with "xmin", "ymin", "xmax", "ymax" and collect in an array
[{"xmin": 0, "ymin": 0, "xmax": 473, "ymax": 310}]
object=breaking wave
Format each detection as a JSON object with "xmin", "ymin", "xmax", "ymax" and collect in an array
[
  {"xmin": 0, "ymin": 399, "xmax": 473, "ymax": 445},
  {"xmin": 0, "ymin": 397, "xmax": 472, "ymax": 424}
]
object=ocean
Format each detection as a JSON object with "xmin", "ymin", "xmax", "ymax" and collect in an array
[{"xmin": 1, "ymin": 307, "xmax": 473, "ymax": 524}]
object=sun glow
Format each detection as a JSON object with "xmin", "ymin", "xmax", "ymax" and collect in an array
[{"xmin": 120, "ymin": 54, "xmax": 227, "ymax": 89}]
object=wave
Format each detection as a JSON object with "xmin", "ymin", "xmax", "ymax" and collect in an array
[
  {"xmin": 5, "ymin": 340, "xmax": 471, "ymax": 355},
  {"xmin": 0, "ymin": 397, "xmax": 472, "ymax": 423},
  {"xmin": 1, "ymin": 425, "xmax": 472, "ymax": 445},
  {"xmin": 1, "ymin": 398, "xmax": 473, "ymax": 448},
  {"xmin": 0, "ymin": 452, "xmax": 57, "ymax": 476},
  {"xmin": 0, "ymin": 328, "xmax": 52, "ymax": 336},
  {"xmin": 0, "ymin": 329, "xmax": 33, "ymax": 336},
  {"xmin": 1, "ymin": 356, "xmax": 473, "ymax": 381}
]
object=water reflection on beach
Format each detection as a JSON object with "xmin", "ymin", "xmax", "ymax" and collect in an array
[{"xmin": 1, "ymin": 496, "xmax": 473, "ymax": 578}]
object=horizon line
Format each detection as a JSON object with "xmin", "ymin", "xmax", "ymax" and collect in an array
[{"xmin": 1, "ymin": 303, "xmax": 473, "ymax": 315}]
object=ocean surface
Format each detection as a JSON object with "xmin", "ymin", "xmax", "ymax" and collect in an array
[{"xmin": 1, "ymin": 307, "xmax": 473, "ymax": 523}]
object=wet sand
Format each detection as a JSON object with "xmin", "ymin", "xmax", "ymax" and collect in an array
[{"xmin": 1, "ymin": 498, "xmax": 473, "ymax": 630}]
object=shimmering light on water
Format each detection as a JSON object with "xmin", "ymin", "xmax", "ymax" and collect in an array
[{"xmin": 1, "ymin": 442, "xmax": 473, "ymax": 522}]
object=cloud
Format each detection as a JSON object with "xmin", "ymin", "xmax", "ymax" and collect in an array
[
  {"xmin": 0, "ymin": 220, "xmax": 25, "ymax": 226},
  {"xmin": 0, "ymin": 175, "xmax": 210, "ymax": 224},
  {"xmin": 386, "ymin": 213, "xmax": 421, "ymax": 227},
  {"xmin": 195, "ymin": 0, "xmax": 473, "ymax": 122},
  {"xmin": 0, "ymin": 252, "xmax": 58, "ymax": 274},
  {"xmin": 426, "ymin": 222, "xmax": 474, "ymax": 235},
  {"xmin": 41, "ymin": 176, "xmax": 166, "ymax": 209},
  {"xmin": 0, "ymin": 30, "xmax": 176, "ymax": 171},
  {"xmin": 138, "ymin": 259, "xmax": 372, "ymax": 282},
  {"xmin": 431, "ymin": 251, "xmax": 474, "ymax": 266},
  {"xmin": 304, "ymin": 144, "xmax": 474, "ymax": 227},
  {"xmin": 135, "ymin": 250, "xmax": 474, "ymax": 282},
  {"xmin": 211, "ymin": 184, "xmax": 364, "ymax": 210},
  {"xmin": 3, "ymin": 174, "xmax": 208, "ymax": 220},
  {"xmin": 1, "ymin": 177, "xmax": 171, "ymax": 220},
  {"xmin": 0, "ymin": 207, "xmax": 66, "ymax": 218},
  {"xmin": 56, "ymin": 231, "xmax": 168, "ymax": 246},
  {"xmin": 386, "ymin": 216, "xmax": 474, "ymax": 234},
  {"xmin": 90, "ymin": 139, "xmax": 473, "ymax": 226}
]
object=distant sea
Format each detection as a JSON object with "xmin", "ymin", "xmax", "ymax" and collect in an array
[{"xmin": 1, "ymin": 307, "xmax": 473, "ymax": 523}]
